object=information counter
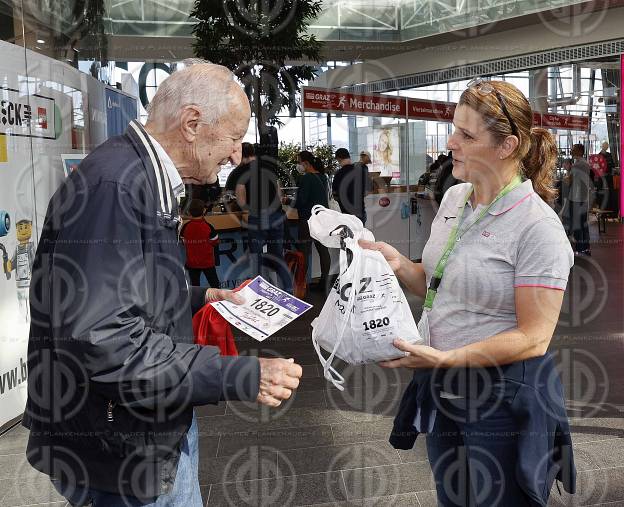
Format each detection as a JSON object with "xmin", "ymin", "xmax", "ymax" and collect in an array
[{"xmin": 186, "ymin": 189, "xmax": 436, "ymax": 289}]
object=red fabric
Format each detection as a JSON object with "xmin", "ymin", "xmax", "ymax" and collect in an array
[
  {"xmin": 181, "ymin": 218, "xmax": 219, "ymax": 268},
  {"xmin": 285, "ymin": 250, "xmax": 307, "ymax": 299},
  {"xmin": 589, "ymin": 154, "xmax": 608, "ymax": 178},
  {"xmin": 192, "ymin": 304, "xmax": 238, "ymax": 355},
  {"xmin": 192, "ymin": 279, "xmax": 252, "ymax": 355}
]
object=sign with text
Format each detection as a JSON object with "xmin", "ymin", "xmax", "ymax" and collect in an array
[
  {"xmin": 303, "ymin": 87, "xmax": 589, "ymax": 131},
  {"xmin": 407, "ymin": 98, "xmax": 455, "ymax": 121},
  {"xmin": 303, "ymin": 87, "xmax": 406, "ymax": 117},
  {"xmin": 0, "ymin": 87, "xmax": 55, "ymax": 139},
  {"xmin": 539, "ymin": 113, "xmax": 589, "ymax": 131},
  {"xmin": 533, "ymin": 112, "xmax": 542, "ymax": 126}
]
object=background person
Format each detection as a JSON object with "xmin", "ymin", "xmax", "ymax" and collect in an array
[
  {"xmin": 433, "ymin": 151, "xmax": 459, "ymax": 205},
  {"xmin": 332, "ymin": 147, "xmax": 371, "ymax": 225},
  {"xmin": 284, "ymin": 151, "xmax": 331, "ymax": 291},
  {"xmin": 225, "ymin": 141, "xmax": 255, "ymax": 193},
  {"xmin": 567, "ymin": 143, "xmax": 593, "ymax": 255},
  {"xmin": 235, "ymin": 149, "xmax": 290, "ymax": 289},
  {"xmin": 599, "ymin": 141, "xmax": 615, "ymax": 175},
  {"xmin": 24, "ymin": 62, "xmax": 302, "ymax": 507},
  {"xmin": 361, "ymin": 79, "xmax": 575, "ymax": 506},
  {"xmin": 359, "ymin": 150, "xmax": 372, "ymax": 166},
  {"xmin": 180, "ymin": 198, "xmax": 221, "ymax": 288}
]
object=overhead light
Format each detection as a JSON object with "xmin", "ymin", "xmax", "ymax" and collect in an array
[{"xmin": 36, "ymin": 39, "xmax": 45, "ymax": 44}]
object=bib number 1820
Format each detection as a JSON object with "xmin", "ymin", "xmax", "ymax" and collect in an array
[
  {"xmin": 363, "ymin": 317, "xmax": 390, "ymax": 331},
  {"xmin": 249, "ymin": 298, "xmax": 280, "ymax": 317}
]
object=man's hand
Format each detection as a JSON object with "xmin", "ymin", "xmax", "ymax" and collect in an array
[
  {"xmin": 205, "ymin": 288, "xmax": 245, "ymax": 305},
  {"xmin": 256, "ymin": 357, "xmax": 303, "ymax": 407}
]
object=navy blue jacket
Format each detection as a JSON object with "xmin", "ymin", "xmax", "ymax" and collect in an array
[
  {"xmin": 390, "ymin": 353, "xmax": 576, "ymax": 506},
  {"xmin": 23, "ymin": 121, "xmax": 260, "ymax": 500}
]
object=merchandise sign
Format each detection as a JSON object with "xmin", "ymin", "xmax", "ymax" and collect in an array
[
  {"xmin": 407, "ymin": 99, "xmax": 455, "ymax": 121},
  {"xmin": 0, "ymin": 87, "xmax": 56, "ymax": 139},
  {"xmin": 302, "ymin": 87, "xmax": 406, "ymax": 117},
  {"xmin": 540, "ymin": 113, "xmax": 589, "ymax": 131}
]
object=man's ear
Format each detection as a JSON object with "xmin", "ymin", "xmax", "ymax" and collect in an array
[{"xmin": 179, "ymin": 106, "xmax": 202, "ymax": 143}]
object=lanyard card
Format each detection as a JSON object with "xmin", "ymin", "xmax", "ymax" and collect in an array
[{"xmin": 211, "ymin": 276, "xmax": 313, "ymax": 342}]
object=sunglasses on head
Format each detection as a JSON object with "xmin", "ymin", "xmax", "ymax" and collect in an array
[{"xmin": 467, "ymin": 77, "xmax": 519, "ymax": 138}]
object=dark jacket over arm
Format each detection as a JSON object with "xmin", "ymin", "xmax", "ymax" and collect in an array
[{"xmin": 390, "ymin": 354, "xmax": 576, "ymax": 506}]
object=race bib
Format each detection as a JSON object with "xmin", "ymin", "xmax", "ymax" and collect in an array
[{"xmin": 211, "ymin": 276, "xmax": 312, "ymax": 342}]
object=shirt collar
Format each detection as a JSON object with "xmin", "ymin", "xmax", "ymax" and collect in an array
[
  {"xmin": 147, "ymin": 133, "xmax": 185, "ymax": 198},
  {"xmin": 486, "ymin": 178, "xmax": 535, "ymax": 215}
]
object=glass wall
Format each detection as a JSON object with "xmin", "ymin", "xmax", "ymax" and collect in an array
[
  {"xmin": 0, "ymin": 5, "xmax": 132, "ymax": 430},
  {"xmin": 392, "ymin": 66, "xmax": 618, "ymax": 163},
  {"xmin": 96, "ymin": 0, "xmax": 599, "ymax": 44}
]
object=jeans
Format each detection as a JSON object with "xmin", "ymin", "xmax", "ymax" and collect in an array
[
  {"xmin": 297, "ymin": 219, "xmax": 331, "ymax": 284},
  {"xmin": 52, "ymin": 413, "xmax": 202, "ymax": 507},
  {"xmin": 570, "ymin": 201, "xmax": 590, "ymax": 252},
  {"xmin": 426, "ymin": 398, "xmax": 533, "ymax": 506},
  {"xmin": 247, "ymin": 212, "xmax": 291, "ymax": 291},
  {"xmin": 247, "ymin": 212, "xmax": 285, "ymax": 257}
]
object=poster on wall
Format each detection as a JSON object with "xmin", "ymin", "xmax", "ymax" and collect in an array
[
  {"xmin": 106, "ymin": 87, "xmax": 138, "ymax": 138},
  {"xmin": 373, "ymin": 126, "xmax": 400, "ymax": 179},
  {"xmin": 0, "ymin": 41, "xmax": 108, "ymax": 430},
  {"xmin": 0, "ymin": 43, "xmax": 38, "ymax": 429}
]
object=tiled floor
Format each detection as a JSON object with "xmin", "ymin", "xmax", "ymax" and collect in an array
[{"xmin": 1, "ymin": 220, "xmax": 623, "ymax": 506}]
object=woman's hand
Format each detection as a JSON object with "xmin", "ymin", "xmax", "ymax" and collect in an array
[
  {"xmin": 379, "ymin": 339, "xmax": 452, "ymax": 369},
  {"xmin": 358, "ymin": 239, "xmax": 404, "ymax": 273},
  {"xmin": 358, "ymin": 239, "xmax": 427, "ymax": 297}
]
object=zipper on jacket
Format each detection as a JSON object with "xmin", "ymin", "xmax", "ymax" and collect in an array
[{"xmin": 107, "ymin": 400, "xmax": 115, "ymax": 422}]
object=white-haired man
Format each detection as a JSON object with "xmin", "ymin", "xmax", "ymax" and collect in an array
[
  {"xmin": 600, "ymin": 141, "xmax": 615, "ymax": 175},
  {"xmin": 23, "ymin": 62, "xmax": 302, "ymax": 506}
]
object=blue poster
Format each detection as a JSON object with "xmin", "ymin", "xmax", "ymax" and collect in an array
[{"xmin": 105, "ymin": 88, "xmax": 138, "ymax": 139}]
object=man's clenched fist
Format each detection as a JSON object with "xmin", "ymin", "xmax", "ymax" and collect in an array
[{"xmin": 256, "ymin": 357, "xmax": 303, "ymax": 407}]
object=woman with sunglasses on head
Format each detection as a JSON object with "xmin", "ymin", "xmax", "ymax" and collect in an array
[{"xmin": 361, "ymin": 79, "xmax": 575, "ymax": 506}]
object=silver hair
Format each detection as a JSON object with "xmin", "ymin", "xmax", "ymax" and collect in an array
[{"xmin": 146, "ymin": 59, "xmax": 239, "ymax": 129}]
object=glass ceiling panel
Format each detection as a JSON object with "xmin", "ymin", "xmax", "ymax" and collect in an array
[{"xmin": 102, "ymin": 0, "xmax": 595, "ymax": 42}]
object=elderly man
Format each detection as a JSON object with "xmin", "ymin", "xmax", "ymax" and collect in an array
[{"xmin": 23, "ymin": 62, "xmax": 302, "ymax": 506}]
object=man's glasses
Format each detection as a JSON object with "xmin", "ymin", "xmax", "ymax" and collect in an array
[{"xmin": 467, "ymin": 77, "xmax": 519, "ymax": 138}]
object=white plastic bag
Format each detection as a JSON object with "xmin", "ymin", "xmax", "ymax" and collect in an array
[
  {"xmin": 308, "ymin": 205, "xmax": 422, "ymax": 390},
  {"xmin": 327, "ymin": 195, "xmax": 342, "ymax": 213}
]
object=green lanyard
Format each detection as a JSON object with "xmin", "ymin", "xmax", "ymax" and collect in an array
[{"xmin": 423, "ymin": 175, "xmax": 523, "ymax": 311}]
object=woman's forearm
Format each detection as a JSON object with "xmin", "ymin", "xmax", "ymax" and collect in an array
[
  {"xmin": 442, "ymin": 328, "xmax": 549, "ymax": 368},
  {"xmin": 396, "ymin": 257, "xmax": 427, "ymax": 298}
]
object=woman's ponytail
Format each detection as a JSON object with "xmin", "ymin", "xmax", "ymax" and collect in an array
[{"xmin": 522, "ymin": 127, "xmax": 558, "ymax": 204}]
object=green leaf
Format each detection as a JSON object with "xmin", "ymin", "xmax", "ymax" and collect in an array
[{"xmin": 192, "ymin": 0, "xmax": 324, "ymax": 131}]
